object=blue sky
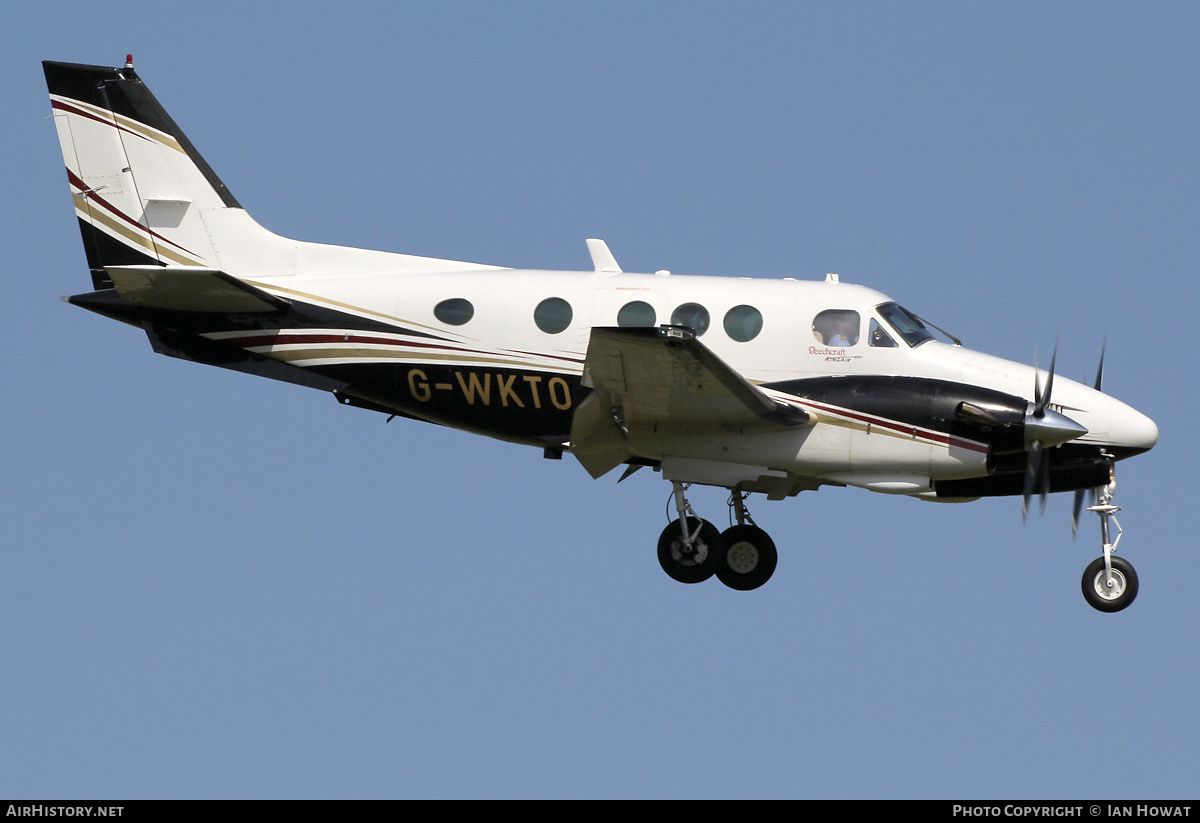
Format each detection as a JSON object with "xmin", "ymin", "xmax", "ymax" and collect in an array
[{"xmin": 3, "ymin": 1, "xmax": 1197, "ymax": 799}]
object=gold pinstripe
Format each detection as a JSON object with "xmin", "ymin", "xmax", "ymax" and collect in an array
[
  {"xmin": 52, "ymin": 95, "xmax": 186, "ymax": 154},
  {"xmin": 264, "ymin": 347, "xmax": 553, "ymax": 370},
  {"xmin": 241, "ymin": 279, "xmax": 446, "ymax": 336}
]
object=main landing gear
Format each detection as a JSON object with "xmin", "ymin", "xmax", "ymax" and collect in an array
[
  {"xmin": 657, "ymin": 483, "xmax": 778, "ymax": 591},
  {"xmin": 1079, "ymin": 478, "xmax": 1138, "ymax": 613}
]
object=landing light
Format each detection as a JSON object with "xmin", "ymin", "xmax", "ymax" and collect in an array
[{"xmin": 658, "ymin": 325, "xmax": 695, "ymax": 340}]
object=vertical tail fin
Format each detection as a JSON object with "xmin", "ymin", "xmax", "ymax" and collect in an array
[
  {"xmin": 45, "ymin": 58, "xmax": 237, "ymax": 287},
  {"xmin": 46, "ymin": 58, "xmax": 505, "ymax": 287}
]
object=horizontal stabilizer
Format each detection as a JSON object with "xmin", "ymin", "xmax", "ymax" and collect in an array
[{"xmin": 105, "ymin": 265, "xmax": 288, "ymax": 312}]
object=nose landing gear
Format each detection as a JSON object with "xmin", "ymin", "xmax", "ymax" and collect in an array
[{"xmin": 1080, "ymin": 479, "xmax": 1138, "ymax": 613}]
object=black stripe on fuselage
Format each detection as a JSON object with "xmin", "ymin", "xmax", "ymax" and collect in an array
[
  {"xmin": 769, "ymin": 374, "xmax": 1122, "ymax": 497},
  {"xmin": 68, "ymin": 287, "xmax": 579, "ymax": 443},
  {"xmin": 68, "ymin": 287, "xmax": 449, "ymax": 341},
  {"xmin": 765, "ymin": 374, "xmax": 1027, "ymax": 452},
  {"xmin": 308, "ymin": 361, "xmax": 582, "ymax": 444}
]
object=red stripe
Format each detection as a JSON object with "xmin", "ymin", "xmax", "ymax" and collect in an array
[
  {"xmin": 51, "ymin": 99, "xmax": 150, "ymax": 142},
  {"xmin": 508, "ymin": 349, "xmax": 586, "ymax": 365},
  {"xmin": 216, "ymin": 331, "xmax": 591, "ymax": 371},
  {"xmin": 219, "ymin": 331, "xmax": 502, "ymax": 360},
  {"xmin": 793, "ymin": 398, "xmax": 988, "ymax": 454}
]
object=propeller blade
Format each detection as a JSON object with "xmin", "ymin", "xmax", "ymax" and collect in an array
[
  {"xmin": 1070, "ymin": 342, "xmax": 1110, "ymax": 536},
  {"xmin": 1072, "ymin": 489, "xmax": 1085, "ymax": 537},
  {"xmin": 1022, "ymin": 439, "xmax": 1044, "ymax": 521},
  {"xmin": 1038, "ymin": 446, "xmax": 1051, "ymax": 514},
  {"xmin": 1034, "ymin": 340, "xmax": 1058, "ymax": 417},
  {"xmin": 1033, "ymin": 348, "xmax": 1043, "ymax": 412},
  {"xmin": 1071, "ymin": 485, "xmax": 1101, "ymax": 538},
  {"xmin": 1023, "ymin": 338, "xmax": 1067, "ymax": 522}
]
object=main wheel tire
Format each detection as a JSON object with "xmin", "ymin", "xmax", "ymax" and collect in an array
[
  {"xmin": 715, "ymin": 525, "xmax": 778, "ymax": 591},
  {"xmin": 1081, "ymin": 555, "xmax": 1139, "ymax": 613},
  {"xmin": 657, "ymin": 517, "xmax": 721, "ymax": 584}
]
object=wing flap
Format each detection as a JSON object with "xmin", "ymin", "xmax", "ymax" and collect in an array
[
  {"xmin": 570, "ymin": 326, "xmax": 808, "ymax": 477},
  {"xmin": 582, "ymin": 327, "xmax": 808, "ymax": 431}
]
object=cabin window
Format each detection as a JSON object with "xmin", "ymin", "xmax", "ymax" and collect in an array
[
  {"xmin": 869, "ymin": 318, "xmax": 897, "ymax": 348},
  {"xmin": 534, "ymin": 297, "xmax": 573, "ymax": 334},
  {"xmin": 670, "ymin": 303, "xmax": 710, "ymax": 336},
  {"xmin": 434, "ymin": 297, "xmax": 474, "ymax": 326},
  {"xmin": 723, "ymin": 305, "xmax": 763, "ymax": 342},
  {"xmin": 617, "ymin": 301, "xmax": 656, "ymax": 328},
  {"xmin": 876, "ymin": 302, "xmax": 934, "ymax": 347},
  {"xmin": 812, "ymin": 309, "xmax": 860, "ymax": 347}
]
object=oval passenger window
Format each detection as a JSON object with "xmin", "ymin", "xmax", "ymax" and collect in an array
[
  {"xmin": 617, "ymin": 301, "xmax": 656, "ymax": 327},
  {"xmin": 723, "ymin": 305, "xmax": 763, "ymax": 342},
  {"xmin": 534, "ymin": 297, "xmax": 573, "ymax": 334},
  {"xmin": 670, "ymin": 303, "xmax": 710, "ymax": 336},
  {"xmin": 434, "ymin": 298, "xmax": 474, "ymax": 326}
]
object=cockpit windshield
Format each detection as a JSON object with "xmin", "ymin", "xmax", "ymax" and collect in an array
[{"xmin": 876, "ymin": 302, "xmax": 935, "ymax": 347}]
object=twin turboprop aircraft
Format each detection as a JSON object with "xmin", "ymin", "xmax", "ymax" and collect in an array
[{"xmin": 44, "ymin": 58, "xmax": 1159, "ymax": 611}]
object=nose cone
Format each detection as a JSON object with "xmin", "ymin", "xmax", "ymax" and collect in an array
[{"xmin": 1109, "ymin": 400, "xmax": 1159, "ymax": 455}]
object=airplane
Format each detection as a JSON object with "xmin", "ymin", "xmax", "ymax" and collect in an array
[{"xmin": 43, "ymin": 57, "xmax": 1159, "ymax": 612}]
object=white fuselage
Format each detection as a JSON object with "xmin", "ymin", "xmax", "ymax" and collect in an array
[{"xmin": 238, "ymin": 264, "xmax": 1156, "ymax": 496}]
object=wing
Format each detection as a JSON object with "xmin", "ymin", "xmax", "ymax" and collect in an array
[{"xmin": 570, "ymin": 326, "xmax": 809, "ymax": 478}]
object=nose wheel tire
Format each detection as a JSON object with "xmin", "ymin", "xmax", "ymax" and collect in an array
[
  {"xmin": 1081, "ymin": 555, "xmax": 1138, "ymax": 613},
  {"xmin": 658, "ymin": 517, "xmax": 722, "ymax": 584},
  {"xmin": 715, "ymin": 525, "xmax": 778, "ymax": 591}
]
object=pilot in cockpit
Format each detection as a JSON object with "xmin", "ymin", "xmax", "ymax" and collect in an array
[{"xmin": 813, "ymin": 310, "xmax": 860, "ymax": 347}]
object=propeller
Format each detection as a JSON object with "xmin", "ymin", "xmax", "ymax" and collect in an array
[
  {"xmin": 1072, "ymin": 340, "xmax": 1107, "ymax": 537},
  {"xmin": 1022, "ymin": 344, "xmax": 1055, "ymax": 519},
  {"xmin": 1022, "ymin": 439, "xmax": 1046, "ymax": 520},
  {"xmin": 1022, "ymin": 340, "xmax": 1087, "ymax": 520}
]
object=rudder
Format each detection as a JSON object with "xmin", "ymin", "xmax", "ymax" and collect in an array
[{"xmin": 44, "ymin": 58, "xmax": 235, "ymax": 287}]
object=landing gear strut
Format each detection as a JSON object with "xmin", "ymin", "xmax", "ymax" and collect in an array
[
  {"xmin": 1080, "ymin": 478, "xmax": 1138, "ymax": 613},
  {"xmin": 716, "ymin": 491, "xmax": 778, "ymax": 591},
  {"xmin": 657, "ymin": 482, "xmax": 720, "ymax": 583}
]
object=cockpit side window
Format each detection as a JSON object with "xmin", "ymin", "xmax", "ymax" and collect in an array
[
  {"xmin": 812, "ymin": 310, "xmax": 860, "ymax": 347},
  {"xmin": 876, "ymin": 302, "xmax": 934, "ymax": 347},
  {"xmin": 869, "ymin": 318, "xmax": 897, "ymax": 348}
]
